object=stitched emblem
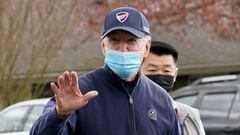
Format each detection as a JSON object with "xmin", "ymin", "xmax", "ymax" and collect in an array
[{"xmin": 148, "ymin": 109, "xmax": 157, "ymax": 121}]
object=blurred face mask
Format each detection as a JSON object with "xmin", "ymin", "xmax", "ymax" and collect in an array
[
  {"xmin": 104, "ymin": 48, "xmax": 141, "ymax": 79},
  {"xmin": 146, "ymin": 74, "xmax": 174, "ymax": 92}
]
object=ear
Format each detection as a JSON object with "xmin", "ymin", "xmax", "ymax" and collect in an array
[
  {"xmin": 143, "ymin": 40, "xmax": 151, "ymax": 58},
  {"xmin": 173, "ymin": 67, "xmax": 179, "ymax": 83},
  {"xmin": 101, "ymin": 39, "xmax": 106, "ymax": 57}
]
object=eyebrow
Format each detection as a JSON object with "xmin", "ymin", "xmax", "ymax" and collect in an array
[
  {"xmin": 147, "ymin": 64, "xmax": 158, "ymax": 68},
  {"xmin": 163, "ymin": 64, "xmax": 173, "ymax": 68},
  {"xmin": 148, "ymin": 63, "xmax": 173, "ymax": 69}
]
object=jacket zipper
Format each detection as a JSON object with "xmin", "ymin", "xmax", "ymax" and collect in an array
[{"xmin": 128, "ymin": 93, "xmax": 137, "ymax": 132}]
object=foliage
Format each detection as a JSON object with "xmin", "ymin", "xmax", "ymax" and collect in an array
[{"xmin": 77, "ymin": 0, "xmax": 240, "ymax": 40}]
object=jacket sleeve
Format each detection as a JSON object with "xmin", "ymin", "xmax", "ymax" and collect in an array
[
  {"xmin": 29, "ymin": 98, "xmax": 77, "ymax": 135},
  {"xmin": 173, "ymin": 114, "xmax": 181, "ymax": 135},
  {"xmin": 168, "ymin": 97, "xmax": 180, "ymax": 135},
  {"xmin": 192, "ymin": 108, "xmax": 206, "ymax": 135}
]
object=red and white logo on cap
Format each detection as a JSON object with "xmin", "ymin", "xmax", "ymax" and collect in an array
[{"xmin": 116, "ymin": 12, "xmax": 129, "ymax": 23}]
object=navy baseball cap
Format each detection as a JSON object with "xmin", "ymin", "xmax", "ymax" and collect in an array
[{"xmin": 102, "ymin": 7, "xmax": 150, "ymax": 39}]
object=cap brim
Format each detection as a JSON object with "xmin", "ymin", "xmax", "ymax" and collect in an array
[{"xmin": 102, "ymin": 26, "xmax": 145, "ymax": 39}]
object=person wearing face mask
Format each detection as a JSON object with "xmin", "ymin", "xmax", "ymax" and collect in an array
[
  {"xmin": 30, "ymin": 7, "xmax": 179, "ymax": 135},
  {"xmin": 141, "ymin": 41, "xmax": 205, "ymax": 135}
]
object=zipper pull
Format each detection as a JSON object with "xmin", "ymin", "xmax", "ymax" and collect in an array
[{"xmin": 129, "ymin": 95, "xmax": 133, "ymax": 104}]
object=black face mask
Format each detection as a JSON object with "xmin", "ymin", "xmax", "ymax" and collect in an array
[{"xmin": 146, "ymin": 74, "xmax": 174, "ymax": 92}]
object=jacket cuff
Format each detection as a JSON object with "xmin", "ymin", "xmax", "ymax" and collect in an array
[{"xmin": 46, "ymin": 107, "xmax": 70, "ymax": 127}]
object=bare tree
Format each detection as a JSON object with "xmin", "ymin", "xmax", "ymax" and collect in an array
[{"xmin": 0, "ymin": 0, "xmax": 77, "ymax": 108}]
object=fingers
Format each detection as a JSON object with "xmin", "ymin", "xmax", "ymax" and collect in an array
[
  {"xmin": 57, "ymin": 71, "xmax": 72, "ymax": 92},
  {"xmin": 63, "ymin": 71, "xmax": 70, "ymax": 87},
  {"xmin": 70, "ymin": 71, "xmax": 81, "ymax": 93},
  {"xmin": 83, "ymin": 91, "xmax": 98, "ymax": 101},
  {"xmin": 51, "ymin": 82, "xmax": 60, "ymax": 95},
  {"xmin": 70, "ymin": 71, "xmax": 78, "ymax": 87},
  {"xmin": 58, "ymin": 75, "xmax": 65, "ymax": 90}
]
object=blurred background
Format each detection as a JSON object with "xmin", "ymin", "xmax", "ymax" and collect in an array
[{"xmin": 0, "ymin": 0, "xmax": 240, "ymax": 134}]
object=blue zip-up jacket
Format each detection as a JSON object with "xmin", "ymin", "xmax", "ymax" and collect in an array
[{"xmin": 30, "ymin": 66, "xmax": 179, "ymax": 135}]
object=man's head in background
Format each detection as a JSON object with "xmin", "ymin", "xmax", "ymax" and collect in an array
[{"xmin": 141, "ymin": 41, "xmax": 179, "ymax": 92}]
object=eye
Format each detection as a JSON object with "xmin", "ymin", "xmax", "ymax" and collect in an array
[
  {"xmin": 109, "ymin": 37, "xmax": 119, "ymax": 42},
  {"xmin": 148, "ymin": 69, "xmax": 157, "ymax": 73},
  {"xmin": 164, "ymin": 70, "xmax": 171, "ymax": 73},
  {"xmin": 128, "ymin": 38, "xmax": 135, "ymax": 42},
  {"xmin": 163, "ymin": 69, "xmax": 174, "ymax": 75},
  {"xmin": 127, "ymin": 38, "xmax": 137, "ymax": 44}
]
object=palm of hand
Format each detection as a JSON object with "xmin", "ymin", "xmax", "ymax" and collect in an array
[{"xmin": 51, "ymin": 71, "xmax": 98, "ymax": 116}]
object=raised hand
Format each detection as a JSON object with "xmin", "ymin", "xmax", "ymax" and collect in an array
[{"xmin": 50, "ymin": 71, "xmax": 98, "ymax": 116}]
